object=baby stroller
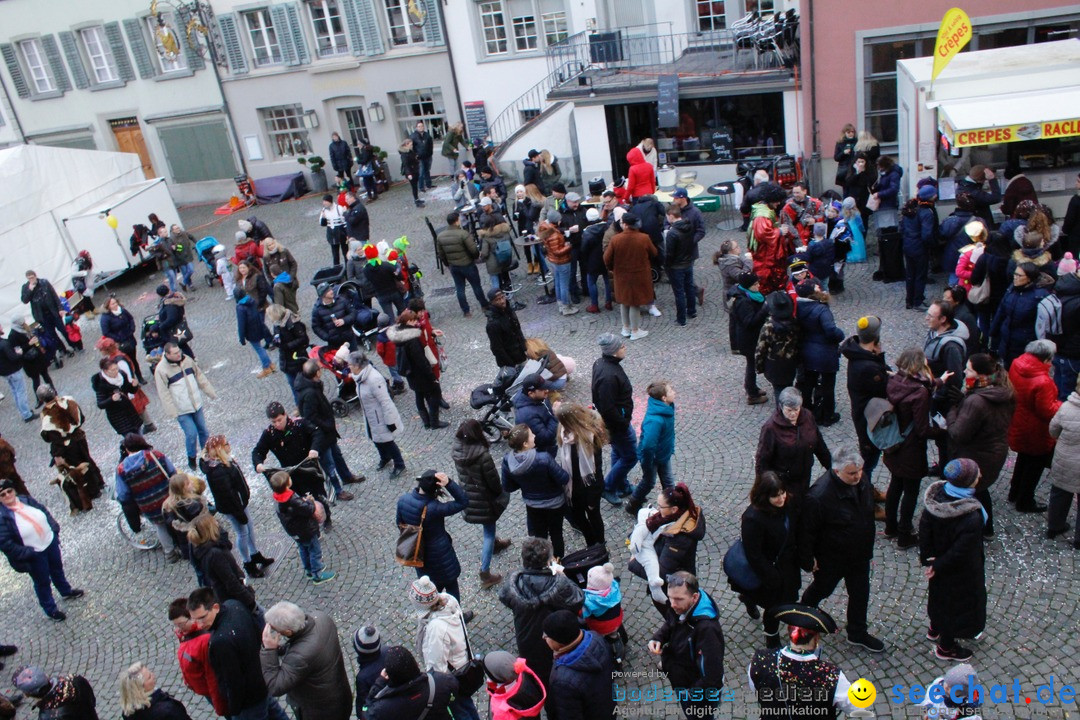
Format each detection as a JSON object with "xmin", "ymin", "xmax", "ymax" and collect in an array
[
  {"xmin": 337, "ymin": 281, "xmax": 380, "ymax": 351},
  {"xmin": 195, "ymin": 237, "xmax": 220, "ymax": 287},
  {"xmin": 140, "ymin": 315, "xmax": 166, "ymax": 372},
  {"xmin": 307, "ymin": 345, "xmax": 358, "ymax": 418},
  {"xmin": 470, "ymin": 357, "xmax": 546, "ymax": 443}
]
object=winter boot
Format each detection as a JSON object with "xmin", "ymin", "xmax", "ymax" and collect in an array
[
  {"xmin": 244, "ymin": 561, "xmax": 265, "ymax": 578},
  {"xmin": 479, "ymin": 570, "xmax": 503, "ymax": 590},
  {"xmin": 429, "ymin": 406, "xmax": 449, "ymax": 430},
  {"xmin": 251, "ymin": 552, "xmax": 275, "ymax": 568},
  {"xmin": 494, "ymin": 537, "xmax": 513, "ymax": 553}
]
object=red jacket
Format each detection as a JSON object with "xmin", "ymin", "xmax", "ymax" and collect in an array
[
  {"xmin": 177, "ymin": 630, "xmax": 228, "ymax": 716},
  {"xmin": 780, "ymin": 197, "xmax": 823, "ymax": 245},
  {"xmin": 233, "ymin": 239, "xmax": 263, "ymax": 271},
  {"xmin": 615, "ymin": 147, "xmax": 656, "ymax": 202},
  {"xmin": 1008, "ymin": 352, "xmax": 1062, "ymax": 455}
]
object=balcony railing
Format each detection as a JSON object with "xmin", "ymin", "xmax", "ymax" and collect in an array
[{"xmin": 488, "ymin": 68, "xmax": 564, "ymax": 145}]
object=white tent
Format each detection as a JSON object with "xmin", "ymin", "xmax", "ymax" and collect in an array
[{"xmin": 0, "ymin": 144, "xmax": 157, "ymax": 321}]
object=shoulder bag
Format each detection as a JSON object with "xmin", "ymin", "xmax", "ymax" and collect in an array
[
  {"xmin": 131, "ymin": 388, "xmax": 150, "ymax": 415},
  {"xmin": 451, "ymin": 610, "xmax": 487, "ymax": 697},
  {"xmin": 172, "ymin": 319, "xmax": 194, "ymax": 344},
  {"xmin": 723, "ymin": 516, "xmax": 789, "ymax": 592},
  {"xmin": 395, "ymin": 504, "xmax": 427, "ymax": 567},
  {"xmin": 415, "ymin": 673, "xmax": 436, "ymax": 720}
]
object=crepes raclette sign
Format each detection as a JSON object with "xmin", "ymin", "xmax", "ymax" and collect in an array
[{"xmin": 945, "ymin": 119, "xmax": 1080, "ymax": 147}]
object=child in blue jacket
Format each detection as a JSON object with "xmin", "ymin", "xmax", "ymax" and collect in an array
[
  {"xmin": 234, "ymin": 288, "xmax": 275, "ymax": 378},
  {"xmin": 625, "ymin": 381, "xmax": 676, "ymax": 515}
]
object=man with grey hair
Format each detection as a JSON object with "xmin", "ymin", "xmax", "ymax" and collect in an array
[
  {"xmin": 261, "ymin": 600, "xmax": 353, "ymax": 720},
  {"xmin": 799, "ymin": 444, "xmax": 884, "ymax": 653},
  {"xmin": 1007, "ymin": 338, "xmax": 1060, "ymax": 513}
]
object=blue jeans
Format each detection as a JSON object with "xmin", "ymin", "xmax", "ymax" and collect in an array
[
  {"xmin": 587, "ymin": 272, "xmax": 613, "ymax": 307},
  {"xmin": 1054, "ymin": 355, "xmax": 1080, "ymax": 401},
  {"xmin": 4, "ymin": 371, "xmax": 33, "ymax": 419},
  {"xmin": 419, "ymin": 155, "xmax": 433, "ymax": 189},
  {"xmin": 176, "ymin": 407, "xmax": 210, "ymax": 458},
  {"xmin": 632, "ymin": 458, "xmax": 674, "ymax": 504},
  {"xmin": 604, "ymin": 424, "xmax": 638, "ymax": 494},
  {"xmin": 295, "ymin": 536, "xmax": 324, "ymax": 576},
  {"xmin": 544, "ymin": 376, "xmax": 568, "ymax": 391},
  {"xmin": 489, "ymin": 273, "xmax": 502, "ymax": 292},
  {"xmin": 449, "ymin": 696, "xmax": 481, "ymax": 720},
  {"xmin": 668, "ymin": 266, "xmax": 696, "ymax": 324},
  {"xmin": 319, "ymin": 443, "xmax": 351, "ymax": 491},
  {"xmin": 450, "ymin": 263, "xmax": 489, "ymax": 314},
  {"xmin": 552, "ymin": 262, "xmax": 572, "ymax": 305},
  {"xmin": 27, "ymin": 538, "xmax": 73, "ymax": 615},
  {"xmin": 284, "ymin": 371, "xmax": 300, "ymax": 405},
  {"xmin": 230, "ymin": 695, "xmax": 291, "ymax": 720},
  {"xmin": 481, "ymin": 521, "xmax": 496, "ymax": 572},
  {"xmin": 226, "ymin": 513, "xmax": 258, "ymax": 563},
  {"xmin": 165, "ymin": 263, "xmax": 195, "ymax": 291},
  {"xmin": 250, "ymin": 343, "xmax": 271, "ymax": 369}
]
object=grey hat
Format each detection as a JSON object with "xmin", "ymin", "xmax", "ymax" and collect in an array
[
  {"xmin": 238, "ymin": 219, "xmax": 253, "ymax": 232},
  {"xmin": 943, "ymin": 663, "xmax": 978, "ymax": 693},
  {"xmin": 479, "ymin": 197, "xmax": 493, "ymax": 207},
  {"xmin": 484, "ymin": 651, "xmax": 518, "ymax": 685},
  {"xmin": 856, "ymin": 315, "xmax": 881, "ymax": 344},
  {"xmin": 565, "ymin": 192, "xmax": 581, "ymax": 203},
  {"xmin": 235, "ymin": 230, "xmax": 248, "ymax": 242},
  {"xmin": 12, "ymin": 665, "xmax": 49, "ymax": 696},
  {"xmin": 598, "ymin": 332, "xmax": 624, "ymax": 356},
  {"xmin": 353, "ymin": 626, "xmax": 381, "ymax": 657},
  {"xmin": 546, "ymin": 210, "xmax": 562, "ymax": 224}
]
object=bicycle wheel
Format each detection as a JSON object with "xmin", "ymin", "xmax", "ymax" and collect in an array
[{"xmin": 116, "ymin": 512, "xmax": 160, "ymax": 551}]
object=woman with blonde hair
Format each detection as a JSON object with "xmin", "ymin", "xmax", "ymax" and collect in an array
[
  {"xmin": 118, "ymin": 662, "xmax": 192, "ymax": 719},
  {"xmin": 854, "ymin": 130, "xmax": 880, "ymax": 166},
  {"xmin": 442, "ymin": 121, "xmax": 468, "ymax": 176},
  {"xmin": 188, "ymin": 512, "xmax": 257, "ymax": 610},
  {"xmin": 539, "ymin": 149, "xmax": 561, "ymax": 190},
  {"xmin": 555, "ymin": 403, "xmax": 607, "ymax": 546},
  {"xmin": 525, "ymin": 337, "xmax": 574, "ymax": 390},
  {"xmin": 833, "ymin": 124, "xmax": 858, "ymax": 187},
  {"xmin": 200, "ymin": 435, "xmax": 273, "ymax": 578}
]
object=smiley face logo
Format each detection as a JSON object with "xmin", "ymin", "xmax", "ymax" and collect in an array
[{"xmin": 848, "ymin": 678, "xmax": 877, "ymax": 709}]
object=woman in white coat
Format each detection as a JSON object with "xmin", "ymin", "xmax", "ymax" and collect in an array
[{"xmin": 347, "ymin": 352, "xmax": 405, "ymax": 478}]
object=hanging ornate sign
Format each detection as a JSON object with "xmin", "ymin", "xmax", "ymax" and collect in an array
[{"xmin": 407, "ymin": 0, "xmax": 427, "ymax": 29}]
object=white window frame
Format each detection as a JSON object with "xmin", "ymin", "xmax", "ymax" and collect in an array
[
  {"xmin": 18, "ymin": 38, "xmax": 55, "ymax": 94},
  {"xmin": 479, "ymin": 1, "xmax": 508, "ymax": 56},
  {"xmin": 512, "ymin": 13, "xmax": 538, "ymax": 51},
  {"xmin": 243, "ymin": 9, "xmax": 283, "ymax": 67},
  {"xmin": 477, "ymin": 1, "xmax": 569, "ymax": 58},
  {"xmin": 695, "ymin": 0, "xmax": 727, "ymax": 31},
  {"xmin": 260, "ymin": 104, "xmax": 312, "ymax": 158},
  {"xmin": 389, "ymin": 87, "xmax": 446, "ymax": 142},
  {"xmin": 80, "ymin": 26, "xmax": 119, "ymax": 84},
  {"xmin": 308, "ymin": 0, "xmax": 350, "ymax": 57},
  {"xmin": 147, "ymin": 13, "xmax": 189, "ymax": 74},
  {"xmin": 383, "ymin": 0, "xmax": 425, "ymax": 47},
  {"xmin": 541, "ymin": 11, "xmax": 568, "ymax": 45}
]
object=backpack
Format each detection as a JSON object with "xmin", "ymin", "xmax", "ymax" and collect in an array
[
  {"xmin": 495, "ymin": 237, "xmax": 514, "ymax": 267},
  {"xmin": 864, "ymin": 397, "xmax": 911, "ymax": 452}
]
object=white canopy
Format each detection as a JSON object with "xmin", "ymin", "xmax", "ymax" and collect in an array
[{"xmin": 0, "ymin": 144, "xmax": 145, "ymax": 321}]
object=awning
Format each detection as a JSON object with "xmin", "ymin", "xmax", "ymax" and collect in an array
[{"xmin": 936, "ymin": 87, "xmax": 1080, "ymax": 147}]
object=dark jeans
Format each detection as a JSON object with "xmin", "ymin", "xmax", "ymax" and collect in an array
[
  {"xmin": 25, "ymin": 366, "xmax": 53, "ymax": 394},
  {"xmin": 42, "ymin": 315, "xmax": 73, "ymax": 353},
  {"xmin": 361, "ymin": 174, "xmax": 377, "ymax": 199},
  {"xmin": 801, "ymin": 560, "xmax": 871, "ymax": 637},
  {"xmin": 27, "ymin": 538, "xmax": 73, "ymax": 615},
  {"xmin": 407, "ymin": 175, "xmax": 420, "ymax": 202},
  {"xmin": 796, "ymin": 369, "xmax": 837, "ymax": 422},
  {"xmin": 374, "ymin": 440, "xmax": 405, "ymax": 470},
  {"xmin": 376, "ymin": 292, "xmax": 406, "ymax": 320},
  {"xmin": 904, "ymin": 253, "xmax": 928, "ymax": 307},
  {"xmin": 587, "ymin": 272, "xmax": 613, "ymax": 307},
  {"xmin": 1054, "ymin": 355, "xmax": 1080, "ymax": 401},
  {"xmin": 566, "ymin": 484, "xmax": 605, "ymax": 547},
  {"xmin": 604, "ymin": 424, "xmax": 638, "ymax": 495},
  {"xmin": 1010, "ymin": 451, "xmax": 1052, "ymax": 509},
  {"xmin": 415, "ymin": 388, "xmax": 441, "ymax": 427},
  {"xmin": 632, "ymin": 458, "xmax": 674, "ymax": 505},
  {"xmin": 743, "ymin": 351, "xmax": 760, "ymax": 396},
  {"xmin": 118, "ymin": 339, "xmax": 147, "ymax": 383},
  {"xmin": 668, "ymin": 266, "xmax": 696, "ymax": 324},
  {"xmin": 449, "ymin": 263, "xmax": 490, "ymax": 314},
  {"xmin": 418, "ymin": 155, "xmax": 433, "ymax": 189},
  {"xmin": 525, "ymin": 505, "xmax": 565, "ymax": 558},
  {"xmin": 859, "ymin": 442, "xmax": 882, "ymax": 487},
  {"xmin": 326, "ymin": 226, "xmax": 347, "ymax": 265},
  {"xmin": 975, "ymin": 486, "xmax": 995, "ymax": 535},
  {"xmin": 1048, "ymin": 486, "xmax": 1080, "ymax": 544},
  {"xmin": 885, "ymin": 474, "xmax": 922, "ymax": 534}
]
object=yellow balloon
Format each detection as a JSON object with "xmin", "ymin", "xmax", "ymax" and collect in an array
[{"xmin": 105, "ymin": 214, "xmax": 119, "ymax": 229}]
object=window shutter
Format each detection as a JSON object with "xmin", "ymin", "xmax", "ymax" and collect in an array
[
  {"xmin": 356, "ymin": 0, "xmax": 385, "ymax": 56},
  {"xmin": 103, "ymin": 23, "xmax": 135, "ymax": 82},
  {"xmin": 284, "ymin": 3, "xmax": 311, "ymax": 64},
  {"xmin": 0, "ymin": 44, "xmax": 28, "ymax": 98},
  {"xmin": 175, "ymin": 7, "xmax": 206, "ymax": 70},
  {"xmin": 122, "ymin": 19, "xmax": 156, "ymax": 79},
  {"xmin": 270, "ymin": 5, "xmax": 299, "ymax": 65},
  {"xmin": 58, "ymin": 31, "xmax": 91, "ymax": 88},
  {"xmin": 422, "ymin": 0, "xmax": 444, "ymax": 47},
  {"xmin": 41, "ymin": 35, "xmax": 71, "ymax": 92},
  {"xmin": 340, "ymin": 0, "xmax": 366, "ymax": 56},
  {"xmin": 217, "ymin": 13, "xmax": 249, "ymax": 74}
]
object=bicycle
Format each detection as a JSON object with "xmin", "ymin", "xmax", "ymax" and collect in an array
[
  {"xmin": 262, "ymin": 456, "xmax": 335, "ymax": 506},
  {"xmin": 112, "ymin": 493, "xmax": 160, "ymax": 551}
]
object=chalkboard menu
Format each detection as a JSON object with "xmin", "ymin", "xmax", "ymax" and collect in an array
[
  {"xmin": 657, "ymin": 74, "xmax": 679, "ymax": 129},
  {"xmin": 711, "ymin": 124, "xmax": 734, "ymax": 162},
  {"xmin": 464, "ymin": 101, "xmax": 489, "ymax": 142}
]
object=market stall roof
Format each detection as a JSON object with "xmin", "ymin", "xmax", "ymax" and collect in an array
[
  {"xmin": 937, "ymin": 87, "xmax": 1080, "ymax": 147},
  {"xmin": 898, "ymin": 38, "xmax": 1080, "ymax": 84}
]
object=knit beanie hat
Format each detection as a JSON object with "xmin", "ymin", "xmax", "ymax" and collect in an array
[
  {"xmin": 238, "ymin": 219, "xmax": 253, "ymax": 232},
  {"xmin": 1058, "ymin": 252, "xmax": 1077, "ymax": 275},
  {"xmin": 542, "ymin": 610, "xmax": 581, "ymax": 647},
  {"xmin": 156, "ymin": 284, "xmax": 170, "ymax": 297},
  {"xmin": 417, "ymin": 469, "xmax": 440, "ymax": 495},
  {"xmin": 12, "ymin": 665, "xmax": 49, "ymax": 697},
  {"xmin": 546, "ymin": 210, "xmax": 562, "ymax": 224},
  {"xmin": 383, "ymin": 646, "xmax": 421, "ymax": 686},
  {"xmin": 514, "ymin": 184, "xmax": 526, "ymax": 195},
  {"xmin": 353, "ymin": 625, "xmax": 381, "ymax": 658},
  {"xmin": 377, "ymin": 312, "xmax": 392, "ymax": 329},
  {"xmin": 409, "ymin": 575, "xmax": 440, "ymax": 608},
  {"xmin": 598, "ymin": 332, "xmax": 624, "ymax": 357},
  {"xmin": 856, "ymin": 315, "xmax": 881, "ymax": 344},
  {"xmin": 586, "ymin": 208, "xmax": 601, "ymax": 222},
  {"xmin": 586, "ymin": 562, "xmax": 615, "ymax": 592},
  {"xmin": 483, "ymin": 651, "xmax": 519, "ymax": 684},
  {"xmin": 917, "ymin": 184, "xmax": 938, "ymax": 201},
  {"xmin": 812, "ymin": 222, "xmax": 827, "ymax": 238},
  {"xmin": 943, "ymin": 663, "xmax": 979, "ymax": 697},
  {"xmin": 963, "ymin": 221, "xmax": 986, "ymax": 240},
  {"xmin": 737, "ymin": 271, "xmax": 759, "ymax": 290},
  {"xmin": 795, "ymin": 278, "xmax": 819, "ymax": 298},
  {"xmin": 943, "ymin": 458, "xmax": 979, "ymax": 488},
  {"xmin": 841, "ymin": 197, "xmax": 857, "ymax": 212},
  {"xmin": 551, "ymin": 182, "xmax": 567, "ymax": 195},
  {"xmin": 235, "ymin": 230, "xmax": 248, "ymax": 242},
  {"xmin": 348, "ymin": 239, "xmax": 362, "ymax": 256}
]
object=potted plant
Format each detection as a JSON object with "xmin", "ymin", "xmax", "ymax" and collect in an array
[{"xmin": 298, "ymin": 155, "xmax": 328, "ymax": 193}]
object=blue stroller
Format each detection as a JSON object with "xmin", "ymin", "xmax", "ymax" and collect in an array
[{"xmin": 195, "ymin": 236, "xmax": 220, "ymax": 287}]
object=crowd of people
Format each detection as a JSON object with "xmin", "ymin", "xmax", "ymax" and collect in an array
[{"xmin": 1, "ymin": 124, "xmax": 1079, "ymax": 720}]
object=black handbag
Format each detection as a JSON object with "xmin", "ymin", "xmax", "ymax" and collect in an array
[
  {"xmin": 172, "ymin": 319, "xmax": 194, "ymax": 344},
  {"xmin": 451, "ymin": 610, "xmax": 486, "ymax": 697}
]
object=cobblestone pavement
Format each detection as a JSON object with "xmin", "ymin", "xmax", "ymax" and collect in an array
[{"xmin": 1, "ymin": 181, "xmax": 1076, "ymax": 719}]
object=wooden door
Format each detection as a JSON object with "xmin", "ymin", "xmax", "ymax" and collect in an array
[{"xmin": 111, "ymin": 119, "xmax": 155, "ymax": 179}]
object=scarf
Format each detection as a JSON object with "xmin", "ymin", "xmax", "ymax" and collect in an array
[
  {"xmin": 741, "ymin": 286, "xmax": 765, "ymax": 303},
  {"xmin": 11, "ymin": 502, "xmax": 47, "ymax": 538},
  {"xmin": 272, "ymin": 489, "xmax": 294, "ymax": 503},
  {"xmin": 944, "ymin": 482, "xmax": 988, "ymax": 523},
  {"xmin": 100, "ymin": 371, "xmax": 125, "ymax": 388}
]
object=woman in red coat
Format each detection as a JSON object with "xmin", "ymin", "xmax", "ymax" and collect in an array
[
  {"xmin": 615, "ymin": 147, "xmax": 656, "ymax": 202},
  {"xmin": 748, "ymin": 184, "xmax": 793, "ymax": 295},
  {"xmin": 1007, "ymin": 339, "xmax": 1062, "ymax": 512}
]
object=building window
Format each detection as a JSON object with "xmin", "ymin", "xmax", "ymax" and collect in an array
[
  {"xmin": 696, "ymin": 0, "xmax": 726, "ymax": 31},
  {"xmin": 541, "ymin": 11, "xmax": 568, "ymax": 45},
  {"xmin": 341, "ymin": 107, "xmax": 369, "ymax": 146},
  {"xmin": 18, "ymin": 39, "xmax": 55, "ymax": 93},
  {"xmin": 243, "ymin": 9, "xmax": 283, "ymax": 67},
  {"xmin": 308, "ymin": 0, "xmax": 350, "ymax": 56},
  {"xmin": 745, "ymin": 0, "xmax": 774, "ymax": 14},
  {"xmin": 479, "ymin": 2, "xmax": 508, "ymax": 55},
  {"xmin": 147, "ymin": 14, "xmax": 189, "ymax": 73},
  {"xmin": 512, "ymin": 14, "xmax": 537, "ymax": 50},
  {"xmin": 260, "ymin": 104, "xmax": 312, "ymax": 157},
  {"xmin": 80, "ymin": 26, "xmax": 119, "ymax": 84},
  {"xmin": 390, "ymin": 87, "xmax": 446, "ymax": 141},
  {"xmin": 384, "ymin": 0, "xmax": 424, "ymax": 47}
]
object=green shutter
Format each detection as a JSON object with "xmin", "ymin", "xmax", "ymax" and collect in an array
[
  {"xmin": 103, "ymin": 23, "xmax": 135, "ymax": 82},
  {"xmin": 356, "ymin": 0, "xmax": 385, "ymax": 56},
  {"xmin": 41, "ymin": 35, "xmax": 71, "ymax": 92},
  {"xmin": 284, "ymin": 3, "xmax": 310, "ymax": 64},
  {"xmin": 122, "ymin": 19, "xmax": 156, "ymax": 79},
  {"xmin": 175, "ymin": 7, "xmax": 206, "ymax": 70},
  {"xmin": 58, "ymin": 31, "xmax": 90, "ymax": 88},
  {"xmin": 1, "ymin": 44, "xmax": 29, "ymax": 98},
  {"xmin": 217, "ymin": 13, "xmax": 249, "ymax": 74},
  {"xmin": 422, "ymin": 0, "xmax": 444, "ymax": 47},
  {"xmin": 270, "ymin": 5, "xmax": 299, "ymax": 65},
  {"xmin": 158, "ymin": 121, "xmax": 237, "ymax": 183},
  {"xmin": 340, "ymin": 0, "xmax": 366, "ymax": 56}
]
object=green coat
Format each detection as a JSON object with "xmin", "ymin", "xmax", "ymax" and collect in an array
[
  {"xmin": 441, "ymin": 130, "xmax": 467, "ymax": 159},
  {"xmin": 436, "ymin": 226, "xmax": 478, "ymax": 267}
]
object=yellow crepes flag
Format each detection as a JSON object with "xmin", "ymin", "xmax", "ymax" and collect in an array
[{"xmin": 932, "ymin": 8, "xmax": 973, "ymax": 81}]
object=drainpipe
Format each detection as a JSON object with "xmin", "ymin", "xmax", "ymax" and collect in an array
[
  {"xmin": 0, "ymin": 75, "xmax": 27, "ymax": 144},
  {"xmin": 806, "ymin": 0, "xmax": 822, "ymax": 193},
  {"xmin": 439, "ymin": 0, "xmax": 467, "ymax": 130}
]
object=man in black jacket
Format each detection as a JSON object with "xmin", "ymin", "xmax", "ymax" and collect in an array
[
  {"xmin": 240, "ymin": 216, "xmax": 273, "ymax": 242},
  {"xmin": 0, "ymin": 323, "xmax": 36, "ymax": 422},
  {"xmin": 364, "ymin": 260, "xmax": 406, "ymax": 320},
  {"xmin": 840, "ymin": 316, "xmax": 890, "ymax": 493},
  {"xmin": 955, "ymin": 165, "xmax": 1001, "ymax": 229},
  {"xmin": 188, "ymin": 587, "xmax": 289, "ymax": 720},
  {"xmin": 20, "ymin": 271, "xmax": 74, "ymax": 356},
  {"xmin": 671, "ymin": 189, "xmax": 707, "ymax": 307},
  {"xmin": 560, "ymin": 192, "xmax": 591, "ymax": 302},
  {"xmin": 799, "ymin": 445, "xmax": 885, "ymax": 653},
  {"xmin": 295, "ymin": 361, "xmax": 361, "ymax": 501},
  {"xmin": 409, "ymin": 121, "xmax": 434, "ymax": 191},
  {"xmin": 485, "ymin": 289, "xmax": 526, "ymax": 368},
  {"xmin": 648, "ymin": 572, "xmax": 725, "ymax": 719},
  {"xmin": 343, "ymin": 192, "xmax": 370, "ymax": 244},
  {"xmin": 310, "ymin": 283, "xmax": 355, "ymax": 351},
  {"xmin": 252, "ymin": 402, "xmax": 333, "ymax": 525},
  {"xmin": 592, "ymin": 333, "xmax": 636, "ymax": 505},
  {"xmin": 522, "ymin": 149, "xmax": 544, "ymax": 194},
  {"xmin": 664, "ymin": 204, "xmax": 698, "ymax": 326},
  {"xmin": 542, "ymin": 611, "xmax": 615, "ymax": 720},
  {"xmin": 366, "ymin": 646, "xmax": 457, "ymax": 720}
]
